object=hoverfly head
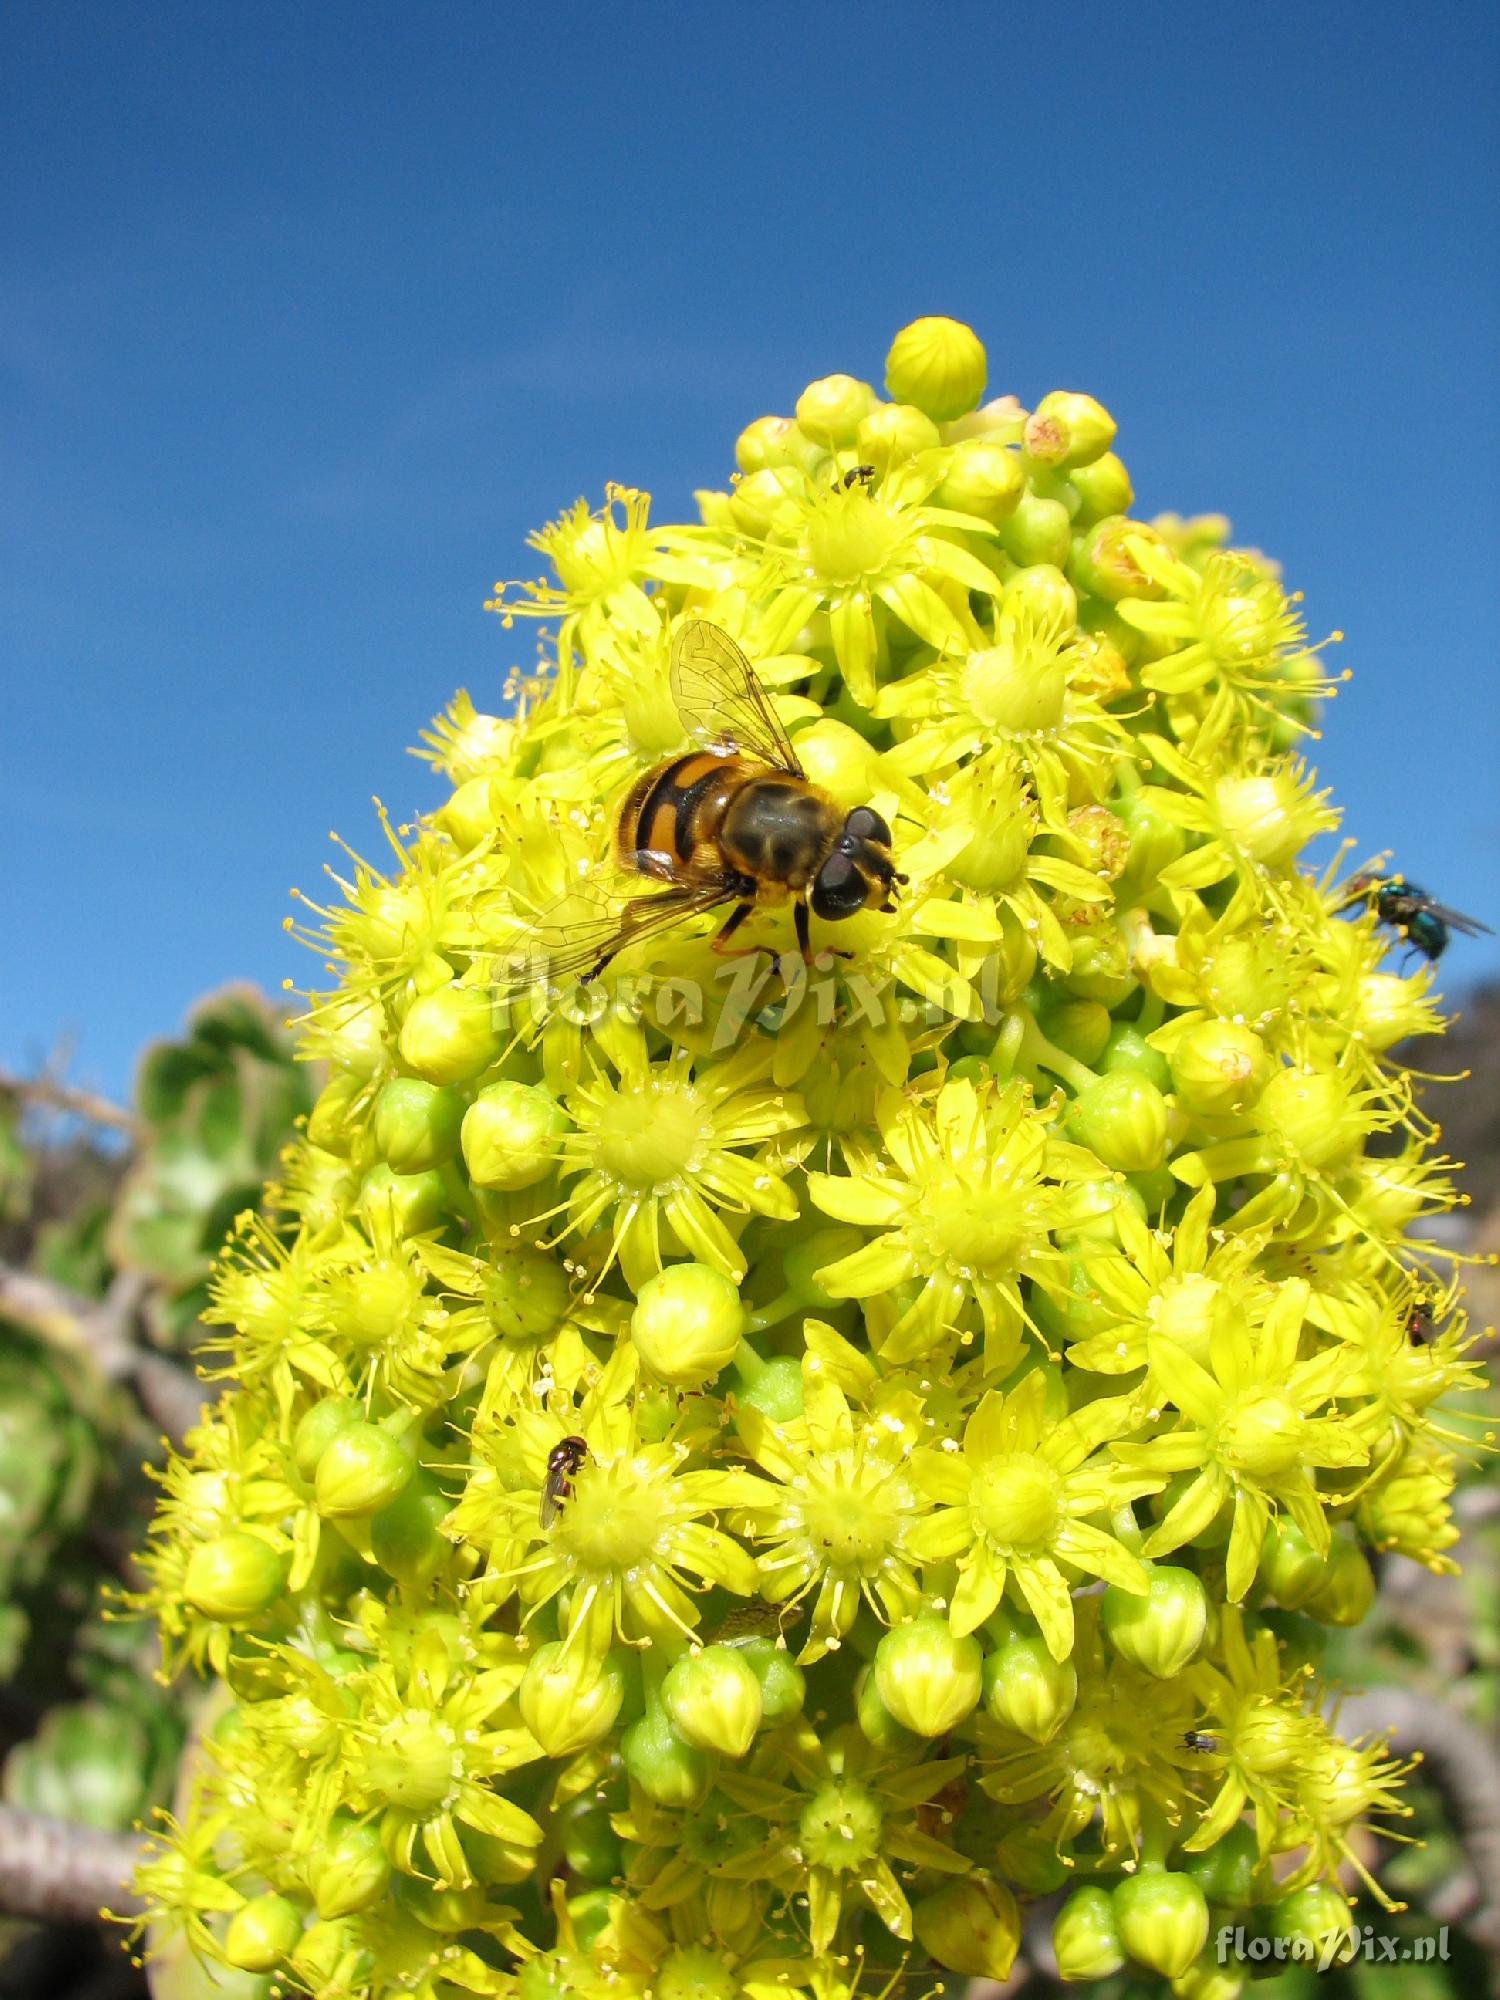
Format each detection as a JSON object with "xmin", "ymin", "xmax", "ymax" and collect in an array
[{"xmin": 811, "ymin": 806, "xmax": 904, "ymax": 921}]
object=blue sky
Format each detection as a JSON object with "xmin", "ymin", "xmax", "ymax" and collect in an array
[{"xmin": 3, "ymin": 2, "xmax": 1497, "ymax": 1101}]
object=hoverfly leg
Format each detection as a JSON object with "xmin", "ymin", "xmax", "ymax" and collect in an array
[
  {"xmin": 794, "ymin": 899, "xmax": 812, "ymax": 965},
  {"xmin": 710, "ymin": 901, "xmax": 756, "ymax": 954}
]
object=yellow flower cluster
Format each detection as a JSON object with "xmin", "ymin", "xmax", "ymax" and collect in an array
[{"xmin": 127, "ymin": 318, "xmax": 1488, "ymax": 1998}]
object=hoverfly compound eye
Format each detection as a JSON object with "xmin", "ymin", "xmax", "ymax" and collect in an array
[
  {"xmin": 811, "ymin": 852, "xmax": 868, "ymax": 921},
  {"xmin": 844, "ymin": 806, "xmax": 892, "ymax": 848}
]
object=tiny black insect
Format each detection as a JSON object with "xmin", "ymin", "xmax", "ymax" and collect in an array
[
  {"xmin": 841, "ymin": 464, "xmax": 876, "ymax": 489},
  {"xmin": 540, "ymin": 1435, "xmax": 589, "ymax": 1528},
  {"xmin": 1343, "ymin": 873, "xmax": 1492, "ymax": 964},
  {"xmin": 1182, "ymin": 1730, "xmax": 1221, "ymax": 1754},
  {"xmin": 1406, "ymin": 1301, "xmax": 1436, "ymax": 1346}
]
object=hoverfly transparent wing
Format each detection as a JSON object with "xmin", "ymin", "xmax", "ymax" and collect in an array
[
  {"xmin": 1418, "ymin": 901, "xmax": 1493, "ymax": 938},
  {"xmin": 669, "ymin": 619, "xmax": 804, "ymax": 777},
  {"xmin": 489, "ymin": 873, "xmax": 741, "ymax": 994}
]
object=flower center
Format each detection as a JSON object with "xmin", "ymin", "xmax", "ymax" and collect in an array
[
  {"xmin": 593, "ymin": 1082, "xmax": 710, "ymax": 1192},
  {"xmin": 972, "ymin": 1454, "xmax": 1061, "ymax": 1550},
  {"xmin": 554, "ymin": 1454, "xmax": 665, "ymax": 1571},
  {"xmin": 800, "ymin": 1472, "xmax": 897, "ymax": 1575},
  {"xmin": 1217, "ymin": 1389, "xmax": 1304, "ymax": 1480},
  {"xmin": 1233, "ymin": 1704, "xmax": 1307, "ymax": 1777},
  {"xmin": 801, "ymin": 492, "xmax": 901, "ymax": 586},
  {"xmin": 960, "ymin": 642, "xmax": 1066, "ymax": 736},
  {"xmin": 363, "ymin": 1713, "xmax": 458, "ymax": 1812},
  {"xmin": 656, "ymin": 1946, "xmax": 741, "ymax": 2000},
  {"xmin": 798, "ymin": 1780, "xmax": 883, "ymax": 1872},
  {"xmin": 1150, "ymin": 1275, "xmax": 1221, "ymax": 1359},
  {"xmin": 917, "ymin": 1172, "xmax": 1026, "ymax": 1275}
]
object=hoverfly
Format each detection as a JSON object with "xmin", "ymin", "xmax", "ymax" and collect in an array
[
  {"xmin": 1181, "ymin": 1730, "xmax": 1221, "ymax": 1755},
  {"xmin": 1342, "ymin": 873, "xmax": 1492, "ymax": 964},
  {"xmin": 502, "ymin": 621, "xmax": 905, "ymax": 989},
  {"xmin": 539, "ymin": 1435, "xmax": 589, "ymax": 1529}
]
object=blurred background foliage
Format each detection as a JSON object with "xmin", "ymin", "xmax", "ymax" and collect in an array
[{"xmin": 0, "ymin": 985, "xmax": 1496, "ymax": 1998}]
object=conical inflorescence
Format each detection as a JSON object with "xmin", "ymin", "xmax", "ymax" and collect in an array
[{"xmin": 128, "ymin": 317, "xmax": 1486, "ymax": 1998}]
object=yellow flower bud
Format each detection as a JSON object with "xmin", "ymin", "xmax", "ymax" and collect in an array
[
  {"xmin": 291, "ymin": 1396, "xmax": 362, "ymax": 1480},
  {"xmin": 935, "ymin": 438, "xmax": 1025, "ymax": 523},
  {"xmin": 662, "ymin": 1645, "xmax": 763, "ymax": 1757},
  {"xmin": 1111, "ymin": 1868, "xmax": 1210, "ymax": 1979},
  {"xmin": 856, "ymin": 400, "xmax": 941, "ymax": 470},
  {"xmin": 1068, "ymin": 1072, "xmax": 1170, "ymax": 1173},
  {"xmin": 396, "ymin": 985, "xmax": 502, "ymax": 1084},
  {"xmin": 373, "ymin": 1076, "xmax": 464, "ymax": 1172},
  {"xmin": 884, "ymin": 315, "xmax": 987, "ymax": 422},
  {"xmin": 1258, "ymin": 1066, "xmax": 1364, "ymax": 1170},
  {"xmin": 1271, "ymin": 1884, "xmax": 1354, "ymax": 1964},
  {"xmin": 983, "ymin": 1631, "xmax": 1078, "ymax": 1741},
  {"xmin": 182, "ymin": 1532, "xmax": 289, "ymax": 1623},
  {"xmin": 874, "ymin": 1615, "xmax": 982, "ymax": 1735},
  {"xmin": 790, "ymin": 717, "xmax": 877, "ymax": 807},
  {"xmin": 460, "ymin": 1080, "xmax": 568, "ymax": 1189},
  {"xmin": 794, "ymin": 373, "xmax": 875, "ymax": 447},
  {"xmin": 735, "ymin": 414, "xmax": 806, "ymax": 473},
  {"xmin": 309, "ymin": 1817, "xmax": 390, "ymax": 1920},
  {"xmin": 1070, "ymin": 450, "xmax": 1135, "ymax": 524},
  {"xmin": 314, "ymin": 1422, "xmax": 416, "ymax": 1519},
  {"xmin": 1070, "ymin": 516, "xmax": 1168, "ymax": 602},
  {"xmin": 1024, "ymin": 391, "xmax": 1118, "ymax": 469},
  {"xmin": 223, "ymin": 1892, "xmax": 303, "ymax": 1972},
  {"xmin": 1054, "ymin": 1885, "xmax": 1126, "ymax": 1980},
  {"xmin": 913, "ymin": 1872, "xmax": 1021, "ymax": 1978},
  {"xmin": 306, "ymin": 1070, "xmax": 366, "ymax": 1157},
  {"xmin": 519, "ymin": 1642, "xmax": 627, "ymax": 1756},
  {"xmin": 620, "ymin": 1703, "xmax": 713, "ymax": 1807},
  {"xmin": 1003, "ymin": 560, "xmax": 1078, "ymax": 629},
  {"xmin": 631, "ymin": 1262, "xmax": 745, "ymax": 1388},
  {"xmin": 1101, "ymin": 1564, "xmax": 1207, "ymax": 1678},
  {"xmin": 1168, "ymin": 1021, "xmax": 1272, "ymax": 1118}
]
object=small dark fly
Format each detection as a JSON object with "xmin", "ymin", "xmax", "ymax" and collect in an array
[
  {"xmin": 1406, "ymin": 1301, "xmax": 1436, "ymax": 1346},
  {"xmin": 1343, "ymin": 873, "xmax": 1492, "ymax": 964},
  {"xmin": 540, "ymin": 1435, "xmax": 589, "ymax": 1529},
  {"xmin": 1181, "ymin": 1730, "xmax": 1221, "ymax": 1754},
  {"xmin": 841, "ymin": 464, "xmax": 876, "ymax": 489}
]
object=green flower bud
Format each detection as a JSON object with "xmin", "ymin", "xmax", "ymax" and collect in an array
[
  {"xmin": 437, "ymin": 773, "xmax": 502, "ymax": 852},
  {"xmin": 620, "ymin": 1703, "xmax": 714, "ymax": 1808},
  {"xmin": 1045, "ymin": 998, "xmax": 1112, "ymax": 1067},
  {"xmin": 935, "ymin": 438, "xmax": 1024, "ymax": 524},
  {"xmin": 994, "ymin": 1826, "xmax": 1071, "ymax": 1895},
  {"xmin": 1102, "ymin": 1564, "xmax": 1207, "ymax": 1678},
  {"xmin": 1181, "ymin": 1822, "xmax": 1259, "ymax": 1911},
  {"xmin": 182, "ymin": 1533, "xmax": 289, "ymax": 1623},
  {"xmin": 733, "ymin": 1636, "xmax": 805, "ymax": 1722},
  {"xmin": 1053, "ymin": 1885, "xmax": 1126, "ymax": 1981},
  {"xmin": 1068, "ymin": 1072, "xmax": 1170, "ymax": 1173},
  {"xmin": 223, "ymin": 1892, "xmax": 303, "ymax": 1972},
  {"xmin": 873, "ymin": 1615, "xmax": 982, "ymax": 1736},
  {"xmin": 370, "ymin": 1475, "xmax": 451, "ymax": 1589},
  {"xmin": 999, "ymin": 491, "xmax": 1073, "ymax": 569},
  {"xmin": 1168, "ymin": 1021, "xmax": 1272, "ymax": 1118},
  {"xmin": 794, "ymin": 374, "xmax": 874, "ymax": 447},
  {"xmin": 358, "ymin": 1162, "xmax": 448, "ymax": 1235},
  {"xmin": 1099, "ymin": 1023, "xmax": 1173, "ymax": 1093},
  {"xmin": 1271, "ymin": 1883, "xmax": 1353, "ymax": 1962},
  {"xmin": 1003, "ymin": 559, "xmax": 1078, "ymax": 628},
  {"xmin": 1069, "ymin": 516, "xmax": 1168, "ymax": 603},
  {"xmin": 481, "ymin": 1245, "xmax": 570, "ymax": 1340},
  {"xmin": 733, "ymin": 1351, "xmax": 803, "ymax": 1421},
  {"xmin": 559, "ymin": 1798, "xmax": 623, "ymax": 1883},
  {"xmin": 519, "ymin": 1642, "xmax": 627, "ymax": 1757},
  {"xmin": 373, "ymin": 1077, "xmax": 464, "ymax": 1172},
  {"xmin": 856, "ymin": 401, "xmax": 941, "ymax": 471},
  {"xmin": 1069, "ymin": 450, "xmax": 1135, "ymax": 525},
  {"xmin": 308, "ymin": 1817, "xmax": 390, "ymax": 1919},
  {"xmin": 913, "ymin": 1871, "xmax": 1021, "ymax": 1978},
  {"xmin": 1061, "ymin": 924, "xmax": 1136, "ymax": 1007},
  {"xmin": 631, "ymin": 1262, "xmax": 745, "ymax": 1388},
  {"xmin": 656, "ymin": 1946, "xmax": 739, "ymax": 2000},
  {"xmin": 461, "ymin": 1080, "xmax": 567, "ymax": 1190},
  {"xmin": 1054, "ymin": 1174, "xmax": 1147, "ymax": 1250},
  {"xmin": 1302, "ymin": 1531, "xmax": 1376, "ymax": 1626},
  {"xmin": 396, "ymin": 984, "xmax": 502, "ymax": 1085},
  {"xmin": 662, "ymin": 1644, "xmax": 763, "ymax": 1757},
  {"xmin": 314, "ymin": 1422, "xmax": 415, "ymax": 1519},
  {"xmin": 1257, "ymin": 1517, "xmax": 1328, "ymax": 1608},
  {"xmin": 1120, "ymin": 789, "xmax": 1188, "ymax": 883},
  {"xmin": 855, "ymin": 1665, "xmax": 910, "ymax": 1749},
  {"xmin": 306, "ymin": 1071, "xmax": 367, "ymax": 1157},
  {"xmin": 983, "ymin": 1631, "xmax": 1078, "ymax": 1741},
  {"xmin": 1111, "ymin": 1868, "xmax": 1210, "ymax": 1980},
  {"xmin": 1024, "ymin": 391, "xmax": 1118, "ymax": 470},
  {"xmin": 291, "ymin": 1919, "xmax": 370, "ymax": 1997},
  {"xmin": 884, "ymin": 315, "xmax": 987, "ymax": 422},
  {"xmin": 291, "ymin": 1396, "xmax": 363, "ymax": 1480}
]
